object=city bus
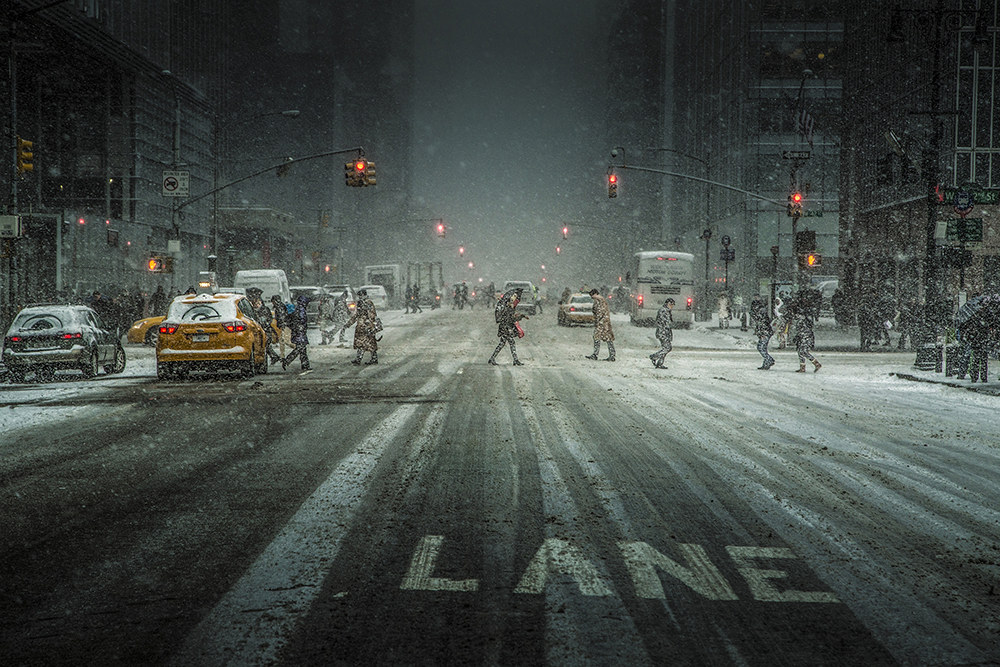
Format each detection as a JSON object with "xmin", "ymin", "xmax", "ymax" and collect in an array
[{"xmin": 627, "ymin": 251, "xmax": 696, "ymax": 327}]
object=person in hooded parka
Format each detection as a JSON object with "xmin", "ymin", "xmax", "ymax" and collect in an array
[
  {"xmin": 282, "ymin": 294, "xmax": 312, "ymax": 371},
  {"xmin": 585, "ymin": 288, "xmax": 615, "ymax": 361}
]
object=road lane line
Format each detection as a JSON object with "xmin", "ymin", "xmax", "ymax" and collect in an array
[{"xmin": 170, "ymin": 377, "xmax": 441, "ymax": 667}]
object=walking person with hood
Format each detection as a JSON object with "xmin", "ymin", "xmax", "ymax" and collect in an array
[
  {"xmin": 281, "ymin": 294, "xmax": 312, "ymax": 371},
  {"xmin": 322, "ymin": 290, "xmax": 351, "ymax": 346},
  {"xmin": 270, "ymin": 294, "xmax": 290, "ymax": 359},
  {"xmin": 586, "ymin": 288, "xmax": 615, "ymax": 361},
  {"xmin": 791, "ymin": 301, "xmax": 821, "ymax": 373},
  {"xmin": 751, "ymin": 296, "xmax": 775, "ymax": 370},
  {"xmin": 247, "ymin": 288, "xmax": 282, "ymax": 366},
  {"xmin": 649, "ymin": 298, "xmax": 674, "ymax": 368},
  {"xmin": 344, "ymin": 288, "xmax": 382, "ymax": 365},
  {"xmin": 488, "ymin": 287, "xmax": 528, "ymax": 366}
]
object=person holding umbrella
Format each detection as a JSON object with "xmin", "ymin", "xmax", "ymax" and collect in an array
[{"xmin": 488, "ymin": 287, "xmax": 528, "ymax": 366}]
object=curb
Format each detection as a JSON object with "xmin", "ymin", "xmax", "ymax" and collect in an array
[{"xmin": 891, "ymin": 372, "xmax": 1000, "ymax": 396}]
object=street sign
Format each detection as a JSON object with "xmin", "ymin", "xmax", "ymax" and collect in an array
[
  {"xmin": 0, "ymin": 215, "xmax": 23, "ymax": 238},
  {"xmin": 938, "ymin": 187, "xmax": 1000, "ymax": 205},
  {"xmin": 945, "ymin": 218, "xmax": 983, "ymax": 247},
  {"xmin": 802, "ymin": 210, "xmax": 824, "ymax": 217},
  {"xmin": 782, "ymin": 150, "xmax": 810, "ymax": 159},
  {"xmin": 161, "ymin": 170, "xmax": 190, "ymax": 197}
]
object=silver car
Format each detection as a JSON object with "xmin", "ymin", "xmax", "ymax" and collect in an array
[{"xmin": 2, "ymin": 305, "xmax": 125, "ymax": 383}]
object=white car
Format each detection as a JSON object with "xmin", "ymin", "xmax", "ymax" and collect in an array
[
  {"xmin": 501, "ymin": 280, "xmax": 537, "ymax": 315},
  {"xmin": 323, "ymin": 285, "xmax": 357, "ymax": 313},
  {"xmin": 357, "ymin": 285, "xmax": 388, "ymax": 310}
]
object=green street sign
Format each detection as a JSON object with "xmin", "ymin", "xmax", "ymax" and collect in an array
[
  {"xmin": 802, "ymin": 210, "xmax": 824, "ymax": 217},
  {"xmin": 939, "ymin": 188, "xmax": 1000, "ymax": 205},
  {"xmin": 945, "ymin": 218, "xmax": 983, "ymax": 244}
]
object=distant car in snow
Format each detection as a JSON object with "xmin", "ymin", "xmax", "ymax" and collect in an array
[
  {"xmin": 557, "ymin": 293, "xmax": 595, "ymax": 326},
  {"xmin": 357, "ymin": 285, "xmax": 388, "ymax": 310}
]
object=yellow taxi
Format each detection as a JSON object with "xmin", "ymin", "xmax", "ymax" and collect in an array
[
  {"xmin": 127, "ymin": 315, "xmax": 165, "ymax": 345},
  {"xmin": 155, "ymin": 293, "xmax": 268, "ymax": 379}
]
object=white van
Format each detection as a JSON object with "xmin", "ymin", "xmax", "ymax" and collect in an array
[{"xmin": 233, "ymin": 269, "xmax": 291, "ymax": 304}]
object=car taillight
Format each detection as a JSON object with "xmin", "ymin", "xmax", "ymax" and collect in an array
[
  {"xmin": 223, "ymin": 322, "xmax": 247, "ymax": 333},
  {"xmin": 7, "ymin": 336, "xmax": 21, "ymax": 343},
  {"xmin": 159, "ymin": 324, "xmax": 178, "ymax": 335},
  {"xmin": 569, "ymin": 307, "xmax": 576, "ymax": 312},
  {"xmin": 637, "ymin": 294, "xmax": 644, "ymax": 307},
  {"xmin": 686, "ymin": 297, "xmax": 693, "ymax": 310},
  {"xmin": 61, "ymin": 332, "xmax": 82, "ymax": 339}
]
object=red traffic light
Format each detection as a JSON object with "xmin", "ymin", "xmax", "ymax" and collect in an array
[
  {"xmin": 354, "ymin": 160, "xmax": 366, "ymax": 172},
  {"xmin": 791, "ymin": 192, "xmax": 802, "ymax": 203},
  {"xmin": 608, "ymin": 174, "xmax": 617, "ymax": 184}
]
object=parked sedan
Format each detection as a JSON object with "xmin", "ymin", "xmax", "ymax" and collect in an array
[
  {"xmin": 557, "ymin": 293, "xmax": 595, "ymax": 326},
  {"xmin": 2, "ymin": 304, "xmax": 126, "ymax": 383},
  {"xmin": 155, "ymin": 293, "xmax": 268, "ymax": 379}
]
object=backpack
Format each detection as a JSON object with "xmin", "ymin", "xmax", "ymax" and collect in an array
[{"xmin": 286, "ymin": 303, "xmax": 295, "ymax": 315}]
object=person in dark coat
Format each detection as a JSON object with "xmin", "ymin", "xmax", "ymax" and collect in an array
[
  {"xmin": 488, "ymin": 288, "xmax": 528, "ymax": 366},
  {"xmin": 792, "ymin": 303, "xmax": 821, "ymax": 372},
  {"xmin": 751, "ymin": 296, "xmax": 775, "ymax": 370},
  {"xmin": 586, "ymin": 288, "xmax": 615, "ymax": 361},
  {"xmin": 282, "ymin": 294, "xmax": 312, "ymax": 371},
  {"xmin": 649, "ymin": 298, "xmax": 674, "ymax": 368},
  {"xmin": 404, "ymin": 284, "xmax": 413, "ymax": 314},
  {"xmin": 345, "ymin": 288, "xmax": 381, "ymax": 364},
  {"xmin": 411, "ymin": 284, "xmax": 423, "ymax": 313},
  {"xmin": 247, "ymin": 288, "xmax": 281, "ymax": 365}
]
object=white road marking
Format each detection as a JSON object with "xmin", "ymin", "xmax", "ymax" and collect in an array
[
  {"xmin": 726, "ymin": 546, "xmax": 839, "ymax": 603},
  {"xmin": 400, "ymin": 535, "xmax": 479, "ymax": 592},
  {"xmin": 619, "ymin": 541, "xmax": 738, "ymax": 600},
  {"xmin": 170, "ymin": 376, "xmax": 441, "ymax": 667}
]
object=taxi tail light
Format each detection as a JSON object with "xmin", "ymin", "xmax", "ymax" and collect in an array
[
  {"xmin": 159, "ymin": 324, "xmax": 178, "ymax": 335},
  {"xmin": 7, "ymin": 336, "xmax": 21, "ymax": 343},
  {"xmin": 569, "ymin": 306, "xmax": 576, "ymax": 312},
  {"xmin": 686, "ymin": 297, "xmax": 693, "ymax": 310},
  {"xmin": 223, "ymin": 321, "xmax": 247, "ymax": 333},
  {"xmin": 62, "ymin": 332, "xmax": 82, "ymax": 339},
  {"xmin": 637, "ymin": 294, "xmax": 644, "ymax": 308}
]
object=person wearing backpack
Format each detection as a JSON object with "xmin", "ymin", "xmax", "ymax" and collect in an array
[{"xmin": 281, "ymin": 294, "xmax": 312, "ymax": 371}]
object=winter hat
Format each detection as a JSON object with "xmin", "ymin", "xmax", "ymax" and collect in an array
[{"xmin": 588, "ymin": 288, "xmax": 599, "ymax": 296}]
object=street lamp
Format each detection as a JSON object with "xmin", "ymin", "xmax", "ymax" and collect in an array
[{"xmin": 700, "ymin": 228, "xmax": 712, "ymax": 321}]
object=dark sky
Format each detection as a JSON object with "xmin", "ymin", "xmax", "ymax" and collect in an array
[{"xmin": 412, "ymin": 0, "xmax": 606, "ymax": 289}]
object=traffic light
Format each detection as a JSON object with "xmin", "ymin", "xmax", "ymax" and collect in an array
[
  {"xmin": 364, "ymin": 161, "xmax": 376, "ymax": 186},
  {"xmin": 458, "ymin": 246, "xmax": 465, "ymax": 256},
  {"xmin": 608, "ymin": 172, "xmax": 618, "ymax": 198},
  {"xmin": 787, "ymin": 191, "xmax": 803, "ymax": 217},
  {"xmin": 16, "ymin": 136, "xmax": 33, "ymax": 174},
  {"xmin": 436, "ymin": 221, "xmax": 446, "ymax": 237},
  {"xmin": 345, "ymin": 159, "xmax": 368, "ymax": 186},
  {"xmin": 562, "ymin": 225, "xmax": 568, "ymax": 239},
  {"xmin": 147, "ymin": 255, "xmax": 173, "ymax": 273},
  {"xmin": 798, "ymin": 252, "xmax": 822, "ymax": 269}
]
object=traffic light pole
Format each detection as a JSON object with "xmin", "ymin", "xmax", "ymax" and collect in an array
[{"xmin": 176, "ymin": 146, "xmax": 366, "ymax": 211}]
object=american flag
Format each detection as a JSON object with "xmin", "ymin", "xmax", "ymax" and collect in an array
[{"xmin": 795, "ymin": 108, "xmax": 815, "ymax": 147}]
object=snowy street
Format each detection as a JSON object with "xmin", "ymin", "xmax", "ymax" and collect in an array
[{"xmin": 1, "ymin": 306, "xmax": 998, "ymax": 666}]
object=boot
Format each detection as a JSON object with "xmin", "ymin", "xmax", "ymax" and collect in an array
[
  {"xmin": 351, "ymin": 351, "xmax": 363, "ymax": 365},
  {"xmin": 365, "ymin": 352, "xmax": 378, "ymax": 365},
  {"xmin": 487, "ymin": 357, "xmax": 498, "ymax": 366},
  {"xmin": 585, "ymin": 354, "xmax": 598, "ymax": 360},
  {"xmin": 796, "ymin": 364, "xmax": 806, "ymax": 373},
  {"xmin": 813, "ymin": 360, "xmax": 822, "ymax": 373},
  {"xmin": 512, "ymin": 358, "xmax": 524, "ymax": 366}
]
